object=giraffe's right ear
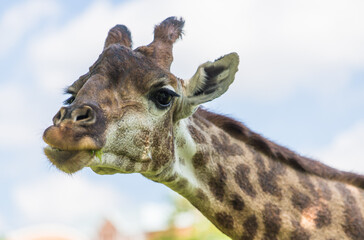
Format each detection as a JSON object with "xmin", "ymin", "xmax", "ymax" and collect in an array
[{"xmin": 175, "ymin": 53, "xmax": 239, "ymax": 120}]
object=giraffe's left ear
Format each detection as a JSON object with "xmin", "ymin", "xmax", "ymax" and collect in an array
[{"xmin": 175, "ymin": 52, "xmax": 239, "ymax": 120}]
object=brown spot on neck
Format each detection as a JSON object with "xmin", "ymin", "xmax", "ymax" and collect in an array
[
  {"xmin": 192, "ymin": 151, "xmax": 209, "ymax": 169},
  {"xmin": 230, "ymin": 194, "xmax": 245, "ymax": 211},
  {"xmin": 234, "ymin": 164, "xmax": 256, "ymax": 198},
  {"xmin": 336, "ymin": 183, "xmax": 364, "ymax": 239},
  {"xmin": 188, "ymin": 124, "xmax": 206, "ymax": 143},
  {"xmin": 208, "ymin": 164, "xmax": 227, "ymax": 202},
  {"xmin": 215, "ymin": 212, "xmax": 234, "ymax": 230},
  {"xmin": 241, "ymin": 215, "xmax": 258, "ymax": 240},
  {"xmin": 256, "ymin": 154, "xmax": 284, "ymax": 198},
  {"xmin": 314, "ymin": 203, "xmax": 331, "ymax": 228},
  {"xmin": 291, "ymin": 187, "xmax": 312, "ymax": 211},
  {"xmin": 262, "ymin": 203, "xmax": 281, "ymax": 240}
]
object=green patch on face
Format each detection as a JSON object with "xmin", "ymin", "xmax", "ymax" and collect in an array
[{"xmin": 91, "ymin": 150, "xmax": 103, "ymax": 163}]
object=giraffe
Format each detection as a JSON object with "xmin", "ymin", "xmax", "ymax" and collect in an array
[{"xmin": 43, "ymin": 17, "xmax": 364, "ymax": 239}]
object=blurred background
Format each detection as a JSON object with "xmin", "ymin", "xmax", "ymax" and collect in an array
[{"xmin": 0, "ymin": 0, "xmax": 363, "ymax": 239}]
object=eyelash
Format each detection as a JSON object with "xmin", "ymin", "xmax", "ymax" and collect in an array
[{"xmin": 63, "ymin": 95, "xmax": 75, "ymax": 105}]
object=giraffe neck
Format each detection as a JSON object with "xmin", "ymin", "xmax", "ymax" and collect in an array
[{"xmin": 155, "ymin": 109, "xmax": 364, "ymax": 239}]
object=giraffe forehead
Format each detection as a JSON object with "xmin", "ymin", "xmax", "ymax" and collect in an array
[
  {"xmin": 70, "ymin": 44, "xmax": 178, "ymax": 97},
  {"xmin": 101, "ymin": 47, "xmax": 169, "ymax": 91}
]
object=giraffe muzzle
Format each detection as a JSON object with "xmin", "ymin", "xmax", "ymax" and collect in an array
[
  {"xmin": 43, "ymin": 103, "xmax": 107, "ymax": 173},
  {"xmin": 43, "ymin": 104, "xmax": 106, "ymax": 150}
]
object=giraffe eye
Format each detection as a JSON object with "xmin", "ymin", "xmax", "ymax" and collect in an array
[
  {"xmin": 64, "ymin": 95, "xmax": 75, "ymax": 105},
  {"xmin": 63, "ymin": 88, "xmax": 77, "ymax": 105},
  {"xmin": 151, "ymin": 88, "xmax": 179, "ymax": 109}
]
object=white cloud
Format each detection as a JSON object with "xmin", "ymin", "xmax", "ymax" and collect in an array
[
  {"xmin": 11, "ymin": 172, "xmax": 176, "ymax": 236},
  {"xmin": 139, "ymin": 202, "xmax": 173, "ymax": 232},
  {"xmin": 12, "ymin": 174, "xmax": 125, "ymax": 226},
  {"xmin": 28, "ymin": 0, "xmax": 160, "ymax": 93},
  {"xmin": 28, "ymin": 1, "xmax": 114, "ymax": 93},
  {"xmin": 0, "ymin": 0, "xmax": 60, "ymax": 57},
  {"xmin": 174, "ymin": 212, "xmax": 195, "ymax": 229},
  {"xmin": 312, "ymin": 121, "xmax": 364, "ymax": 173},
  {"xmin": 28, "ymin": 0, "xmax": 364, "ymax": 101},
  {"xmin": 0, "ymin": 84, "xmax": 39, "ymax": 148},
  {"xmin": 232, "ymin": 0, "xmax": 364, "ymax": 101}
]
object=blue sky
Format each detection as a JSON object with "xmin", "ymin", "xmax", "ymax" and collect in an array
[{"xmin": 0, "ymin": 0, "xmax": 363, "ymax": 238}]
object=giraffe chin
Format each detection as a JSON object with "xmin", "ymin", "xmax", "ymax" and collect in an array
[
  {"xmin": 88, "ymin": 153, "xmax": 138, "ymax": 175},
  {"xmin": 44, "ymin": 146, "xmax": 94, "ymax": 174},
  {"xmin": 90, "ymin": 165, "xmax": 122, "ymax": 175}
]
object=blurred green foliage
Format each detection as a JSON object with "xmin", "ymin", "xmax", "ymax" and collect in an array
[{"xmin": 152, "ymin": 195, "xmax": 230, "ymax": 240}]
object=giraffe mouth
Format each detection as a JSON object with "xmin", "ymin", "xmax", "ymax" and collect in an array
[{"xmin": 44, "ymin": 146, "xmax": 96, "ymax": 174}]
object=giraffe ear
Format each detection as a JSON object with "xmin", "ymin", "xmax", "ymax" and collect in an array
[{"xmin": 175, "ymin": 53, "xmax": 239, "ymax": 120}]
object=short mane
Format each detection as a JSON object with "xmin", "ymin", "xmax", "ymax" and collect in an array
[{"xmin": 197, "ymin": 108, "xmax": 364, "ymax": 189}]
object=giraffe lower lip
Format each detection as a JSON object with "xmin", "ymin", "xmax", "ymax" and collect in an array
[{"xmin": 44, "ymin": 146, "xmax": 94, "ymax": 173}]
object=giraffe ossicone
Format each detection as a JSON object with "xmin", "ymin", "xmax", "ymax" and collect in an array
[{"xmin": 43, "ymin": 17, "xmax": 364, "ymax": 239}]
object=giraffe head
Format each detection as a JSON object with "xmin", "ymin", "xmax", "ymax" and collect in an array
[{"xmin": 43, "ymin": 17, "xmax": 239, "ymax": 176}]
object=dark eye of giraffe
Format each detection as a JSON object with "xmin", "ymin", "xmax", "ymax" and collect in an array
[
  {"xmin": 63, "ymin": 95, "xmax": 75, "ymax": 105},
  {"xmin": 151, "ymin": 88, "xmax": 180, "ymax": 109},
  {"xmin": 63, "ymin": 88, "xmax": 77, "ymax": 105}
]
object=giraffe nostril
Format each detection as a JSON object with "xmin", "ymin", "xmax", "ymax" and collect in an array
[
  {"xmin": 54, "ymin": 112, "xmax": 61, "ymax": 124},
  {"xmin": 76, "ymin": 108, "xmax": 91, "ymax": 121},
  {"xmin": 52, "ymin": 105, "xmax": 97, "ymax": 126},
  {"xmin": 72, "ymin": 105, "xmax": 96, "ymax": 124},
  {"xmin": 53, "ymin": 107, "xmax": 66, "ymax": 126}
]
